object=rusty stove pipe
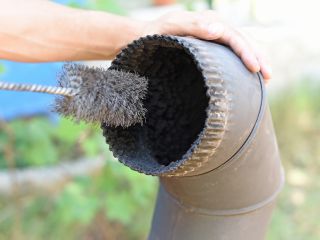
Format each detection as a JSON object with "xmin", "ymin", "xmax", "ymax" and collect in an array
[{"xmin": 102, "ymin": 35, "xmax": 284, "ymax": 240}]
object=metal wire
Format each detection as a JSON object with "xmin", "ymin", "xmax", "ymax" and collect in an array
[{"xmin": 0, "ymin": 81, "xmax": 75, "ymax": 97}]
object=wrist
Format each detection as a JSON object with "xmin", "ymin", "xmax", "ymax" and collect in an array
[
  {"xmin": 70, "ymin": 10, "xmax": 148, "ymax": 60},
  {"xmin": 116, "ymin": 18, "xmax": 147, "ymax": 52},
  {"xmin": 92, "ymin": 11, "xmax": 148, "ymax": 59}
]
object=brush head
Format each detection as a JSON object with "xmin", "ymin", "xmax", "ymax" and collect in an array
[{"xmin": 55, "ymin": 63, "xmax": 148, "ymax": 127}]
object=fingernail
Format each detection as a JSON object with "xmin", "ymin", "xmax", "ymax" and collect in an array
[
  {"xmin": 264, "ymin": 78, "xmax": 270, "ymax": 85},
  {"xmin": 264, "ymin": 64, "xmax": 273, "ymax": 77},
  {"xmin": 207, "ymin": 23, "xmax": 224, "ymax": 36},
  {"xmin": 248, "ymin": 55, "xmax": 260, "ymax": 72}
]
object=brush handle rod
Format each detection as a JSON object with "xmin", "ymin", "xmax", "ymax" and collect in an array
[{"xmin": 0, "ymin": 81, "xmax": 74, "ymax": 97}]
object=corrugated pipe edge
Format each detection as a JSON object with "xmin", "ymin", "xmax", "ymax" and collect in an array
[{"xmin": 102, "ymin": 35, "xmax": 285, "ymax": 240}]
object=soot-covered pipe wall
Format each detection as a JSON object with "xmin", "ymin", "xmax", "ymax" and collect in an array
[{"xmin": 102, "ymin": 35, "xmax": 284, "ymax": 240}]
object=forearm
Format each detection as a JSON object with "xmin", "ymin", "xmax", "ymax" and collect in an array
[
  {"xmin": 0, "ymin": 1, "xmax": 271, "ymax": 80},
  {"xmin": 0, "ymin": 0, "xmax": 145, "ymax": 62}
]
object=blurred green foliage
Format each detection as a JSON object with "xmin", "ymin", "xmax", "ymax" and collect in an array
[
  {"xmin": 1, "ymin": 81, "xmax": 320, "ymax": 239},
  {"xmin": 0, "ymin": 118, "xmax": 107, "ymax": 169},
  {"xmin": 267, "ymin": 80, "xmax": 320, "ymax": 240},
  {"xmin": 0, "ymin": 0, "xmax": 318, "ymax": 239},
  {"xmin": 67, "ymin": 0, "xmax": 126, "ymax": 14},
  {"xmin": 0, "ymin": 118, "xmax": 157, "ymax": 240},
  {"xmin": 5, "ymin": 0, "xmax": 319, "ymax": 238},
  {"xmin": 0, "ymin": 64, "xmax": 5, "ymax": 75},
  {"xmin": 87, "ymin": 0, "xmax": 125, "ymax": 14}
]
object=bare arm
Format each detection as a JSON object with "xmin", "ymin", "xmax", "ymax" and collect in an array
[
  {"xmin": 0, "ymin": 0, "xmax": 271, "ymax": 80},
  {"xmin": 0, "ymin": 0, "xmax": 144, "ymax": 62}
]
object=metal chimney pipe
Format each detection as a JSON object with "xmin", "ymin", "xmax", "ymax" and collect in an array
[{"xmin": 102, "ymin": 35, "xmax": 284, "ymax": 240}]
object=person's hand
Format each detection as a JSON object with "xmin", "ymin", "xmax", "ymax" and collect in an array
[
  {"xmin": 0, "ymin": 0, "xmax": 271, "ymax": 82},
  {"xmin": 142, "ymin": 10, "xmax": 271, "ymax": 82}
]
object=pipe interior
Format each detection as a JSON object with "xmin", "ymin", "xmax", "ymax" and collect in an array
[{"xmin": 103, "ymin": 42, "xmax": 209, "ymax": 173}]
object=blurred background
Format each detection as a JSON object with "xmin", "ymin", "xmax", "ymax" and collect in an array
[{"xmin": 0, "ymin": 0, "xmax": 319, "ymax": 239}]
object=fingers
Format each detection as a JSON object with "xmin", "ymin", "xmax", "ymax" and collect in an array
[
  {"xmin": 240, "ymin": 32, "xmax": 273, "ymax": 81},
  {"xmin": 155, "ymin": 10, "xmax": 272, "ymax": 82},
  {"xmin": 197, "ymin": 21, "xmax": 261, "ymax": 76},
  {"xmin": 220, "ymin": 29, "xmax": 261, "ymax": 73},
  {"xmin": 256, "ymin": 53, "xmax": 272, "ymax": 82}
]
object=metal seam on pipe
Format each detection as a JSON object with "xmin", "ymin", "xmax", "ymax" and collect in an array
[
  {"xmin": 194, "ymin": 72, "xmax": 266, "ymax": 176},
  {"xmin": 160, "ymin": 167, "xmax": 285, "ymax": 216},
  {"xmin": 102, "ymin": 35, "xmax": 284, "ymax": 240}
]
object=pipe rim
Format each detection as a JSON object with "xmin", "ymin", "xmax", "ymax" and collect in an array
[{"xmin": 103, "ymin": 35, "xmax": 234, "ymax": 176}]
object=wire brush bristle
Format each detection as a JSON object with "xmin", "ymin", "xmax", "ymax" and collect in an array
[{"xmin": 55, "ymin": 63, "xmax": 148, "ymax": 127}]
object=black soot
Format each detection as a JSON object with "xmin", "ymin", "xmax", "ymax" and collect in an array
[{"xmin": 102, "ymin": 40, "xmax": 209, "ymax": 175}]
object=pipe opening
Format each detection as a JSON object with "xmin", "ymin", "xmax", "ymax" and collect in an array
[
  {"xmin": 103, "ymin": 38, "xmax": 209, "ymax": 175},
  {"xmin": 144, "ymin": 46, "xmax": 208, "ymax": 165}
]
